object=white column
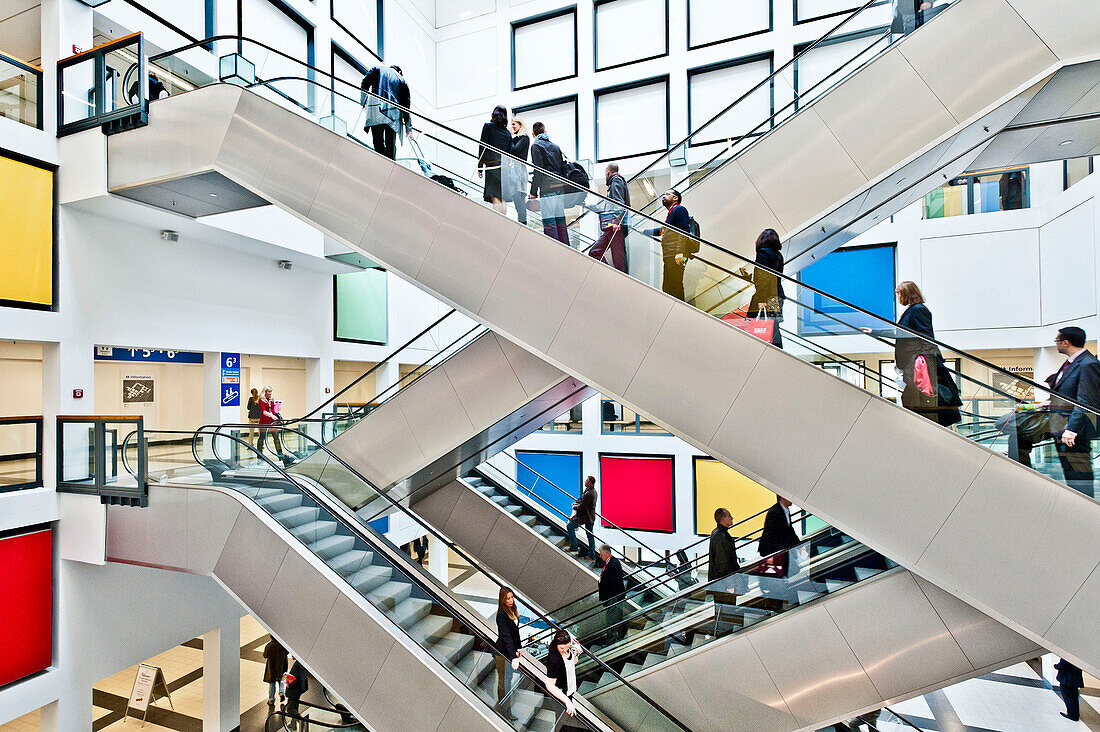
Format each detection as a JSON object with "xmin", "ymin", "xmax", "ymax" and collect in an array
[
  {"xmin": 39, "ymin": 691, "xmax": 92, "ymax": 732},
  {"xmin": 40, "ymin": 0, "xmax": 93, "ymax": 137},
  {"xmin": 203, "ymin": 353, "xmax": 243, "ymax": 460},
  {"xmin": 1035, "ymin": 346, "xmax": 1061, "ymax": 401},
  {"xmin": 375, "ymin": 359, "xmax": 401, "ymax": 398},
  {"xmin": 427, "ymin": 534, "xmax": 449, "ymax": 584},
  {"xmin": 305, "ymin": 354, "xmax": 334, "ymax": 444},
  {"xmin": 202, "ymin": 625, "xmax": 241, "ymax": 732}
]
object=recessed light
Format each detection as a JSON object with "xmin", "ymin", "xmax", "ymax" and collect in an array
[
  {"xmin": 1060, "ymin": 140, "xmax": 1074, "ymax": 146},
  {"xmin": 209, "ymin": 192, "xmax": 218, "ymax": 197}
]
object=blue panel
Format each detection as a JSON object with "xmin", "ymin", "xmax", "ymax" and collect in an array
[
  {"xmin": 797, "ymin": 245, "xmax": 896, "ymax": 335},
  {"xmin": 514, "ymin": 451, "xmax": 582, "ymax": 522},
  {"xmin": 369, "ymin": 515, "xmax": 389, "ymax": 534},
  {"xmin": 94, "ymin": 346, "xmax": 204, "ymax": 363}
]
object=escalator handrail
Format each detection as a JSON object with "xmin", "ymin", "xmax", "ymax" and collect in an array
[
  {"xmin": 182, "ymin": 423, "xmax": 692, "ymax": 732},
  {"xmin": 141, "ymin": 35, "xmax": 1098, "ymax": 419},
  {"xmin": 533, "ymin": 509, "xmax": 816, "ymax": 634},
  {"xmin": 541, "ymin": 525, "xmax": 869, "ymax": 656}
]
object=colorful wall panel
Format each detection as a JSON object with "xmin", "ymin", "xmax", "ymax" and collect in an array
[
  {"xmin": 515, "ymin": 451, "xmax": 582, "ymax": 522},
  {"xmin": 599, "ymin": 454, "xmax": 675, "ymax": 533},
  {"xmin": 334, "ymin": 268, "xmax": 388, "ymax": 344},
  {"xmin": 0, "ymin": 528, "xmax": 53, "ymax": 688},
  {"xmin": 693, "ymin": 457, "xmax": 775, "ymax": 536},
  {"xmin": 0, "ymin": 155, "xmax": 54, "ymax": 308}
]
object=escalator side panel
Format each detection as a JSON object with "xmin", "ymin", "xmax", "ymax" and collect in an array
[
  {"xmin": 105, "ymin": 485, "xmax": 505, "ymax": 732},
  {"xmin": 597, "ymin": 570, "xmax": 1037, "ymax": 732},
  {"xmin": 414, "ymin": 479, "xmax": 598, "ymax": 611}
]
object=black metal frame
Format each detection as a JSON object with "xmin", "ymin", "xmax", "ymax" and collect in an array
[
  {"xmin": 512, "ymin": 93, "xmax": 580, "ymax": 160},
  {"xmin": 330, "ymin": 0, "xmax": 385, "ymax": 63},
  {"xmin": 686, "ymin": 0, "xmax": 773, "ymax": 51},
  {"xmin": 0, "ymin": 50, "xmax": 44, "ymax": 130},
  {"xmin": 791, "ymin": 24, "xmax": 888, "ymax": 110},
  {"xmin": 925, "ymin": 165, "xmax": 1032, "ymax": 218},
  {"xmin": 597, "ymin": 451, "xmax": 677, "ymax": 534},
  {"xmin": 593, "ymin": 74, "xmax": 670, "ymax": 163},
  {"xmin": 237, "ymin": 0, "xmax": 317, "ymax": 111},
  {"xmin": 593, "ymin": 0, "xmax": 669, "ymax": 73},
  {"xmin": 57, "ymin": 33, "xmax": 147, "ymax": 136},
  {"xmin": 599, "ymin": 398, "xmax": 672, "ymax": 435},
  {"xmin": 1064, "ymin": 157, "xmax": 1095, "ymax": 190},
  {"xmin": 511, "ymin": 5, "xmax": 579, "ymax": 92},
  {"xmin": 120, "ymin": 0, "xmax": 215, "ymax": 51},
  {"xmin": 686, "ymin": 51, "xmax": 774, "ymax": 148},
  {"xmin": 0, "ymin": 417, "xmax": 44, "ymax": 493},
  {"xmin": 56, "ymin": 416, "xmax": 147, "ymax": 506}
]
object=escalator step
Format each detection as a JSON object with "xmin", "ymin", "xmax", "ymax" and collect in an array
[
  {"xmin": 430, "ymin": 631, "xmax": 475, "ymax": 665},
  {"xmin": 368, "ymin": 580, "xmax": 414, "ymax": 610},
  {"xmin": 391, "ymin": 597, "xmax": 433, "ymax": 629},
  {"xmin": 345, "ymin": 565, "xmax": 391, "ymax": 593},
  {"xmin": 853, "ymin": 566, "xmax": 877, "ymax": 581},
  {"xmin": 273, "ymin": 506, "xmax": 321, "ymax": 528},
  {"xmin": 409, "ymin": 614, "xmax": 453, "ymax": 644},
  {"xmin": 454, "ymin": 650, "xmax": 495, "ymax": 685},
  {"xmin": 291, "ymin": 520, "xmax": 339, "ymax": 542},
  {"xmin": 824, "ymin": 579, "xmax": 852, "ymax": 593},
  {"xmin": 311, "ymin": 534, "xmax": 356, "ymax": 559},
  {"xmin": 256, "ymin": 493, "xmax": 303, "ymax": 512},
  {"xmin": 329, "ymin": 550, "xmax": 374, "ymax": 575}
]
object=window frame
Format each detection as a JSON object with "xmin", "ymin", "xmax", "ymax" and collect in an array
[
  {"xmin": 593, "ymin": 74, "xmax": 671, "ymax": 163},
  {"xmin": 687, "ymin": 0, "xmax": 774, "ymax": 51},
  {"xmin": 686, "ymin": 51, "xmax": 775, "ymax": 149},
  {"xmin": 511, "ymin": 5, "xmax": 579, "ymax": 92},
  {"xmin": 329, "ymin": 0, "xmax": 384, "ymax": 63},
  {"xmin": 593, "ymin": 0, "xmax": 669, "ymax": 73}
]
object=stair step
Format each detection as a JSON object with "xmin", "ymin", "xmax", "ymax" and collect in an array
[
  {"xmin": 430, "ymin": 631, "xmax": 475, "ymax": 665},
  {"xmin": 273, "ymin": 506, "xmax": 320, "ymax": 528},
  {"xmin": 256, "ymin": 493, "xmax": 303, "ymax": 512},
  {"xmin": 291, "ymin": 520, "xmax": 338, "ymax": 542},
  {"xmin": 824, "ymin": 579, "xmax": 852, "ymax": 593},
  {"xmin": 311, "ymin": 534, "xmax": 356, "ymax": 559},
  {"xmin": 796, "ymin": 590, "xmax": 824, "ymax": 605},
  {"xmin": 392, "ymin": 598, "xmax": 433, "ymax": 629},
  {"xmin": 346, "ymin": 565, "xmax": 391, "ymax": 594},
  {"xmin": 237, "ymin": 485, "xmax": 287, "ymax": 500},
  {"xmin": 853, "ymin": 566, "xmax": 878, "ymax": 581},
  {"xmin": 368, "ymin": 580, "xmax": 414, "ymax": 610},
  {"xmin": 329, "ymin": 549, "xmax": 374, "ymax": 575},
  {"xmin": 454, "ymin": 650, "xmax": 495, "ymax": 685},
  {"xmin": 410, "ymin": 614, "xmax": 453, "ymax": 645}
]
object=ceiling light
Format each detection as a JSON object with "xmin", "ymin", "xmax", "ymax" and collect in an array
[
  {"xmin": 1060, "ymin": 140, "xmax": 1074, "ymax": 146},
  {"xmin": 209, "ymin": 193, "xmax": 218, "ymax": 197}
]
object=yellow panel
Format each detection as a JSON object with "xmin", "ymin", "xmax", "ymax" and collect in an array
[
  {"xmin": 0, "ymin": 156, "xmax": 53, "ymax": 306},
  {"xmin": 694, "ymin": 458, "xmax": 775, "ymax": 536}
]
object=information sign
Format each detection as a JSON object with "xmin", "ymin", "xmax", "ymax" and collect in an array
[
  {"xmin": 221, "ymin": 352, "xmax": 241, "ymax": 407},
  {"xmin": 124, "ymin": 663, "xmax": 173, "ymax": 725}
]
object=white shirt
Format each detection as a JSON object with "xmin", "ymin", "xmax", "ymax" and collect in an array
[{"xmin": 564, "ymin": 653, "xmax": 577, "ymax": 697}]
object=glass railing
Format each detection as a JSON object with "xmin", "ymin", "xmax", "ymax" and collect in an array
[
  {"xmin": 133, "ymin": 34, "xmax": 1100, "ymax": 504},
  {"xmin": 559, "ymin": 528, "xmax": 894, "ymax": 694},
  {"xmin": 126, "ymin": 423, "xmax": 690, "ymax": 732},
  {"xmin": 58, "ymin": 415, "xmax": 147, "ymax": 505},
  {"xmin": 0, "ymin": 416, "xmax": 43, "ymax": 492},
  {"xmin": 0, "ymin": 51, "xmax": 42, "ymax": 129},
  {"xmin": 58, "ymin": 33, "xmax": 150, "ymax": 135},
  {"xmin": 530, "ymin": 507, "xmax": 817, "ymax": 645}
]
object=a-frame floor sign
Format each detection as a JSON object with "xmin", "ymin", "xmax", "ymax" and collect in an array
[{"xmin": 124, "ymin": 663, "xmax": 174, "ymax": 726}]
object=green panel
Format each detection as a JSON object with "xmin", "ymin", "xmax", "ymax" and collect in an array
[{"xmin": 334, "ymin": 269, "xmax": 388, "ymax": 344}]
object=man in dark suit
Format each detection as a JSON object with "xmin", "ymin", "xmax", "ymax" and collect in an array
[
  {"xmin": 360, "ymin": 64, "xmax": 411, "ymax": 160},
  {"xmin": 708, "ymin": 508, "xmax": 739, "ymax": 582},
  {"xmin": 597, "ymin": 544, "xmax": 626, "ymax": 642},
  {"xmin": 1054, "ymin": 658, "xmax": 1085, "ymax": 721},
  {"xmin": 1047, "ymin": 327, "xmax": 1100, "ymax": 498},
  {"xmin": 758, "ymin": 497, "xmax": 800, "ymax": 576},
  {"xmin": 567, "ymin": 476, "xmax": 598, "ymax": 560},
  {"xmin": 528, "ymin": 122, "xmax": 569, "ymax": 245}
]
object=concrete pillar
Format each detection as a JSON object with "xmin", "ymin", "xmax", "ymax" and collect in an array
[
  {"xmin": 375, "ymin": 358, "xmax": 401, "ymax": 398},
  {"xmin": 203, "ymin": 625, "xmax": 241, "ymax": 732},
  {"xmin": 305, "ymin": 354, "xmax": 334, "ymax": 444},
  {"xmin": 427, "ymin": 534, "xmax": 449, "ymax": 584},
  {"xmin": 203, "ymin": 352, "xmax": 244, "ymax": 461},
  {"xmin": 1035, "ymin": 346, "xmax": 1061, "ymax": 402}
]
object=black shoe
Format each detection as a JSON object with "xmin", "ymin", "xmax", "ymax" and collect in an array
[{"xmin": 1061, "ymin": 713, "xmax": 1080, "ymax": 721}]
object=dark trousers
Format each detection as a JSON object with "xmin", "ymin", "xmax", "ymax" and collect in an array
[
  {"xmin": 1057, "ymin": 442, "xmax": 1095, "ymax": 498},
  {"xmin": 662, "ymin": 255, "xmax": 685, "ymax": 301},
  {"xmin": 589, "ymin": 224, "xmax": 628, "ymax": 273},
  {"xmin": 259, "ymin": 426, "xmax": 285, "ymax": 455},
  {"xmin": 567, "ymin": 518, "xmax": 596, "ymax": 558},
  {"xmin": 513, "ymin": 192, "xmax": 528, "ymax": 225},
  {"xmin": 371, "ymin": 125, "xmax": 397, "ymax": 159},
  {"xmin": 1060, "ymin": 682, "xmax": 1081, "ymax": 720},
  {"xmin": 603, "ymin": 599, "xmax": 625, "ymax": 643}
]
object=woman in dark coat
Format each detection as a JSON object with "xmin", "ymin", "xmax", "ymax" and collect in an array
[
  {"xmin": 747, "ymin": 228, "xmax": 786, "ymax": 347},
  {"xmin": 263, "ymin": 637, "xmax": 288, "ymax": 705},
  {"xmin": 509, "ymin": 116, "xmax": 531, "ymax": 224},
  {"xmin": 284, "ymin": 655, "xmax": 308, "ymax": 729},
  {"xmin": 494, "ymin": 587, "xmax": 522, "ymax": 720},
  {"xmin": 894, "ymin": 281, "xmax": 961, "ymax": 426},
  {"xmin": 479, "ymin": 105, "xmax": 513, "ymax": 215}
]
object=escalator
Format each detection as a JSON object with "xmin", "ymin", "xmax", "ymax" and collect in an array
[
  {"xmin": 109, "ymin": 426, "xmax": 688, "ymax": 732},
  {"xmin": 105, "ymin": 9, "xmax": 1100, "ymax": 679}
]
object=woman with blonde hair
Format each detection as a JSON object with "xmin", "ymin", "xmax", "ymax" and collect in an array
[
  {"xmin": 508, "ymin": 115, "xmax": 531, "ymax": 224},
  {"xmin": 493, "ymin": 586, "xmax": 522, "ymax": 720}
]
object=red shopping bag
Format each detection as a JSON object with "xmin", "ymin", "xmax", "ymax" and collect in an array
[{"xmin": 722, "ymin": 306, "xmax": 775, "ymax": 342}]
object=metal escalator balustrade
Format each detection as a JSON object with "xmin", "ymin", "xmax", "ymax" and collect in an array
[
  {"xmin": 125, "ymin": 423, "xmax": 691, "ymax": 732},
  {"xmin": 126, "ymin": 32, "xmax": 1100, "ymax": 504}
]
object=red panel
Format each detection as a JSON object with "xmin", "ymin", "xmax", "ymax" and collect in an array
[
  {"xmin": 599, "ymin": 456, "xmax": 674, "ymax": 532},
  {"xmin": 0, "ymin": 530, "xmax": 53, "ymax": 688}
]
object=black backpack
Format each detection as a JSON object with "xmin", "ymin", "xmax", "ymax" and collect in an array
[
  {"xmin": 430, "ymin": 174, "xmax": 467, "ymax": 195},
  {"xmin": 562, "ymin": 160, "xmax": 590, "ymax": 206}
]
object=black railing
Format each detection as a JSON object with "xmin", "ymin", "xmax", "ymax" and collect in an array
[
  {"xmin": 57, "ymin": 415, "xmax": 146, "ymax": 506},
  {"xmin": 0, "ymin": 416, "xmax": 43, "ymax": 492},
  {"xmin": 0, "ymin": 50, "xmax": 43, "ymax": 129},
  {"xmin": 57, "ymin": 32, "xmax": 147, "ymax": 136}
]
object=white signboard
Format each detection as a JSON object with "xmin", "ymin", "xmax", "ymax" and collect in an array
[{"xmin": 125, "ymin": 663, "xmax": 172, "ymax": 725}]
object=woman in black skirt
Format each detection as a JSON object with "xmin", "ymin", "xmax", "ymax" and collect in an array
[{"xmin": 479, "ymin": 105, "xmax": 512, "ymax": 215}]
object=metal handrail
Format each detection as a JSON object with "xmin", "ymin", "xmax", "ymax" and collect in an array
[
  {"xmin": 168, "ymin": 423, "xmax": 692, "ymax": 731},
  {"xmin": 139, "ymin": 34, "xmax": 1099, "ymax": 421}
]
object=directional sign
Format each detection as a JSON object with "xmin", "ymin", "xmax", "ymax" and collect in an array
[{"xmin": 221, "ymin": 352, "xmax": 241, "ymax": 407}]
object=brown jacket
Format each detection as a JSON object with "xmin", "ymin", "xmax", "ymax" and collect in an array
[
  {"xmin": 573, "ymin": 486, "xmax": 597, "ymax": 525},
  {"xmin": 263, "ymin": 639, "xmax": 288, "ymax": 683}
]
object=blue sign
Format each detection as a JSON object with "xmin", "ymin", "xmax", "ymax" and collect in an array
[
  {"xmin": 221, "ymin": 352, "xmax": 241, "ymax": 407},
  {"xmin": 94, "ymin": 346, "xmax": 204, "ymax": 363}
]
